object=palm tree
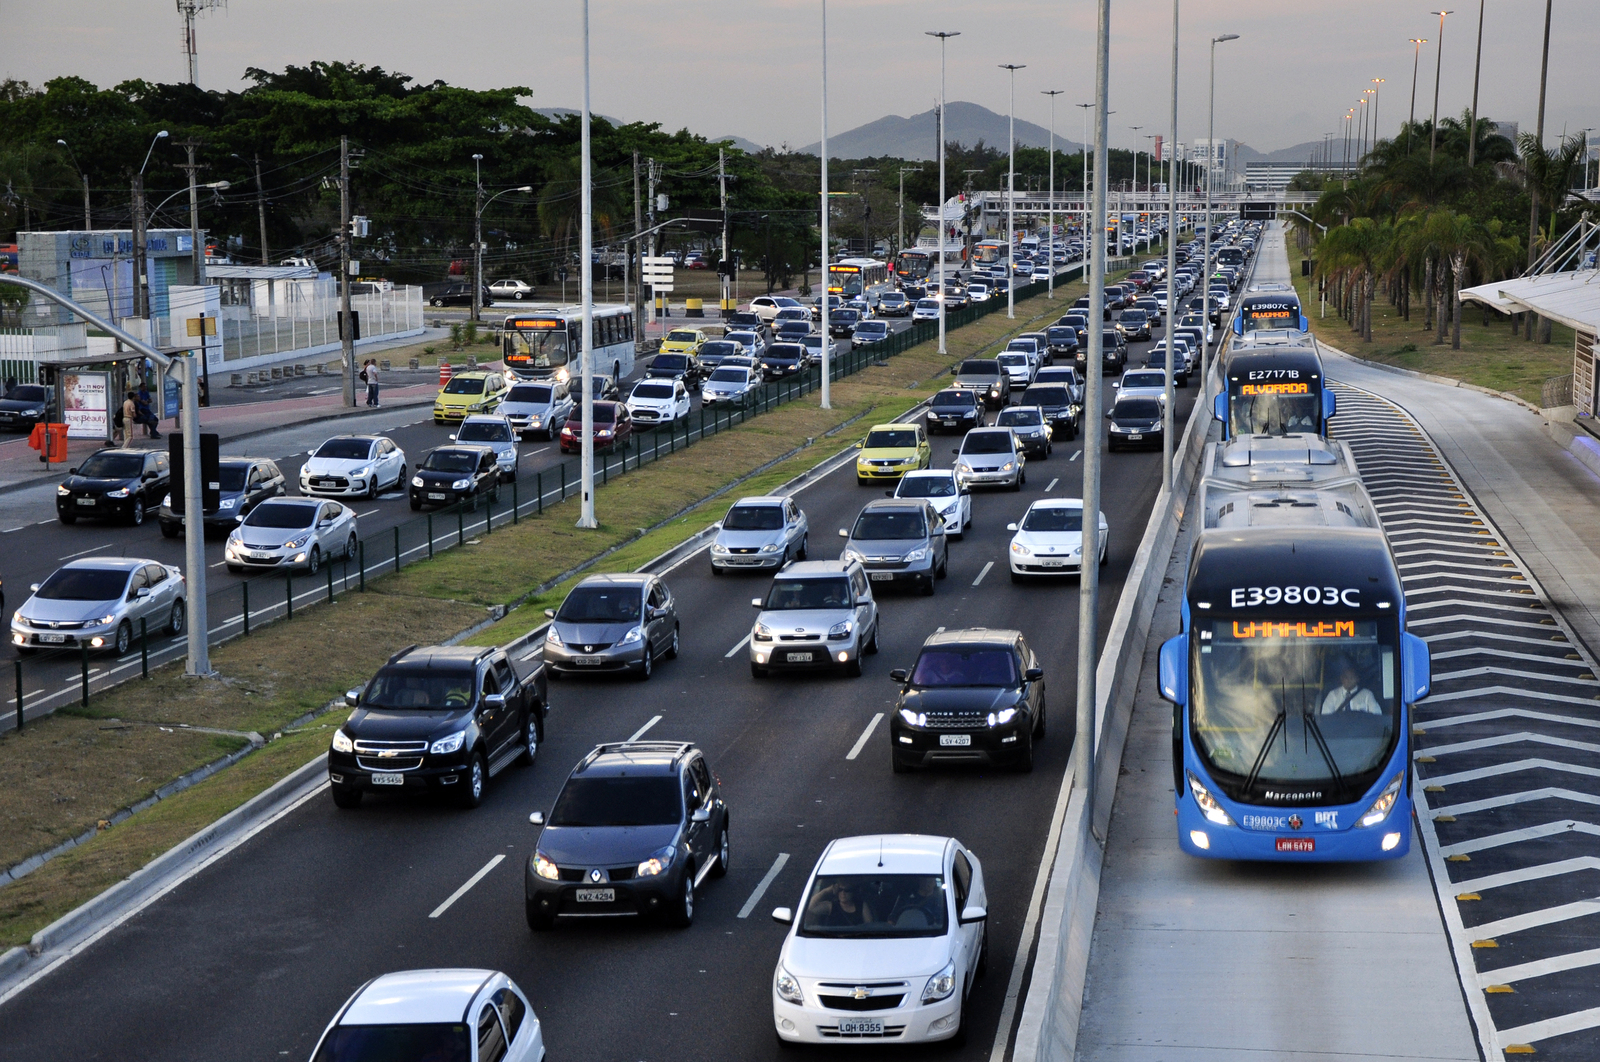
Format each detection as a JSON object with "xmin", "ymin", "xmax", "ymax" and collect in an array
[
  {"xmin": 1317, "ymin": 217, "xmax": 1391, "ymax": 343},
  {"xmin": 536, "ymin": 155, "xmax": 628, "ymax": 284},
  {"xmin": 1499, "ymin": 132, "xmax": 1584, "ymax": 341}
]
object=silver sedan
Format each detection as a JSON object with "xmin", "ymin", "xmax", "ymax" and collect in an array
[
  {"xmin": 225, "ymin": 498, "xmax": 359, "ymax": 575},
  {"xmin": 11, "ymin": 557, "xmax": 186, "ymax": 655}
]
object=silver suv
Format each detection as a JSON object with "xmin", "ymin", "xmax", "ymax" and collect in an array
[
  {"xmin": 838, "ymin": 498, "xmax": 950, "ymax": 596},
  {"xmin": 711, "ymin": 495, "xmax": 809, "ymax": 574},
  {"xmin": 749, "ymin": 560, "xmax": 879, "ymax": 678}
]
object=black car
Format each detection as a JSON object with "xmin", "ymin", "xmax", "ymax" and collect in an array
[
  {"xmin": 1107, "ymin": 395, "xmax": 1164, "ymax": 451},
  {"xmin": 1045, "ymin": 326, "xmax": 1080, "ymax": 362},
  {"xmin": 1143, "ymin": 347, "xmax": 1190, "ymax": 387},
  {"xmin": 57, "ymin": 448, "xmax": 171, "ymax": 527},
  {"xmin": 1020, "ymin": 383, "xmax": 1081, "ymax": 441},
  {"xmin": 1072, "ymin": 295, "xmax": 1112, "ymax": 322},
  {"xmin": 727, "ymin": 311, "xmax": 767, "ymax": 337},
  {"xmin": 926, "ymin": 387, "xmax": 983, "ymax": 434},
  {"xmin": 428, "ymin": 283, "xmax": 493, "ymax": 308},
  {"xmin": 646, "ymin": 352, "xmax": 704, "ymax": 387},
  {"xmin": 759, "ymin": 342, "xmax": 807, "ymax": 380},
  {"xmin": 888, "ymin": 628, "xmax": 1047, "ymax": 772},
  {"xmin": 326, "ymin": 644, "xmax": 546, "ymax": 809},
  {"xmin": 773, "ymin": 320, "xmax": 812, "ymax": 344},
  {"xmin": 158, "ymin": 457, "xmax": 286, "ymax": 538},
  {"xmin": 525, "ymin": 741, "xmax": 728, "ymax": 929},
  {"xmin": 0, "ymin": 383, "xmax": 57, "ymax": 432},
  {"xmin": 952, "ymin": 359, "xmax": 1011, "ymax": 410},
  {"xmin": 829, "ymin": 307, "xmax": 862, "ymax": 338},
  {"xmin": 695, "ymin": 339, "xmax": 739, "ymax": 370},
  {"xmin": 1102, "ymin": 330, "xmax": 1129, "ymax": 373},
  {"xmin": 409, "ymin": 445, "xmax": 501, "ymax": 510}
]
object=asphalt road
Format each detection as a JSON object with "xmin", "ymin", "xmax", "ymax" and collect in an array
[{"xmin": 0, "ymin": 305, "xmax": 1202, "ymax": 1061}]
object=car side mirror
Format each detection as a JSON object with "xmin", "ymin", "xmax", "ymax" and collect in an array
[
  {"xmin": 751, "ymin": 597, "xmax": 766, "ymax": 609},
  {"xmin": 529, "ymin": 811, "xmax": 545, "ymax": 826},
  {"xmin": 483, "ymin": 693, "xmax": 507, "ymax": 709},
  {"xmin": 135, "ymin": 586, "xmax": 151, "ymax": 598},
  {"xmin": 543, "ymin": 608, "xmax": 557, "ymax": 620},
  {"xmin": 838, "ymin": 528, "xmax": 848, "ymax": 538},
  {"xmin": 448, "ymin": 434, "xmax": 457, "ymax": 441},
  {"xmin": 889, "ymin": 668, "xmax": 908, "ymax": 683},
  {"xmin": 345, "ymin": 689, "xmax": 361, "ymax": 708},
  {"xmin": 1006, "ymin": 522, "xmax": 1018, "ymax": 531},
  {"xmin": 854, "ymin": 440, "xmax": 863, "ymax": 449},
  {"xmin": 959, "ymin": 905, "xmax": 988, "ymax": 925},
  {"xmin": 952, "ymin": 447, "xmax": 960, "ymax": 454},
  {"xmin": 1159, "ymin": 634, "xmax": 1189, "ymax": 704},
  {"xmin": 1025, "ymin": 667, "xmax": 1044, "ymax": 682},
  {"xmin": 649, "ymin": 607, "xmax": 669, "ymax": 621},
  {"xmin": 691, "ymin": 806, "xmax": 712, "ymax": 823},
  {"xmin": 771, "ymin": 907, "xmax": 794, "ymax": 926}
]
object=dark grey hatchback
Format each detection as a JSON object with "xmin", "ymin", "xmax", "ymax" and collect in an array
[{"xmin": 526, "ymin": 741, "xmax": 728, "ymax": 929}]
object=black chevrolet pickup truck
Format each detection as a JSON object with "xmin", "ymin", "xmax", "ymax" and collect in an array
[{"xmin": 327, "ymin": 644, "xmax": 548, "ymax": 809}]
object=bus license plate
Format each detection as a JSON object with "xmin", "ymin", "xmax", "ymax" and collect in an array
[
  {"xmin": 786, "ymin": 652, "xmax": 812, "ymax": 663},
  {"xmin": 1276, "ymin": 838, "xmax": 1315, "ymax": 853},
  {"xmin": 371, "ymin": 773, "xmax": 404, "ymax": 786},
  {"xmin": 576, "ymin": 888, "xmax": 614, "ymax": 903},
  {"xmin": 839, "ymin": 1019, "xmax": 883, "ymax": 1036},
  {"xmin": 939, "ymin": 734, "xmax": 972, "ymax": 747}
]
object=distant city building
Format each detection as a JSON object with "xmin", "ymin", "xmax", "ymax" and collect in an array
[
  {"xmin": 1492, "ymin": 121, "xmax": 1519, "ymax": 144},
  {"xmin": 1191, "ymin": 138, "xmax": 1229, "ymax": 178},
  {"xmin": 1243, "ymin": 166, "xmax": 1309, "ymax": 193}
]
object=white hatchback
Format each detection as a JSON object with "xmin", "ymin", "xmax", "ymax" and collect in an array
[
  {"xmin": 310, "ymin": 968, "xmax": 544, "ymax": 1062},
  {"xmin": 771, "ymin": 835, "xmax": 987, "ymax": 1047},
  {"xmin": 300, "ymin": 434, "xmax": 407, "ymax": 499},
  {"xmin": 1007, "ymin": 497, "xmax": 1107, "ymax": 580}
]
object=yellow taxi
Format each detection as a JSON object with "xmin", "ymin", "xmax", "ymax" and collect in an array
[
  {"xmin": 433, "ymin": 369, "xmax": 513, "ymax": 424},
  {"xmin": 855, "ymin": 422, "xmax": 931, "ymax": 486},
  {"xmin": 658, "ymin": 328, "xmax": 708, "ymax": 357}
]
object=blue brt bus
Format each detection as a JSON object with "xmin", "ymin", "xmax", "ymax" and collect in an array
[{"xmin": 1213, "ymin": 347, "xmax": 1335, "ymax": 441}]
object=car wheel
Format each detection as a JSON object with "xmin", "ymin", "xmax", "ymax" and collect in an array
[
  {"xmin": 921, "ymin": 575, "xmax": 935, "ymax": 597},
  {"xmin": 710, "ymin": 563, "xmax": 724, "ymax": 577},
  {"xmin": 637, "ymin": 647, "xmax": 653, "ymax": 681},
  {"xmin": 1011, "ymin": 569, "xmax": 1025, "ymax": 584},
  {"xmin": 666, "ymin": 625, "xmax": 680, "ymax": 659},
  {"xmin": 58, "ymin": 513, "xmax": 76, "ymax": 525},
  {"xmin": 892, "ymin": 749, "xmax": 911, "ymax": 774},
  {"xmin": 669, "ymin": 867, "xmax": 696, "ymax": 927},
  {"xmin": 710, "ymin": 822, "xmax": 730, "ymax": 878},
  {"xmin": 865, "ymin": 622, "xmax": 879, "ymax": 655},
  {"xmin": 307, "ymin": 546, "xmax": 321, "ymax": 575},
  {"xmin": 1015, "ymin": 730, "xmax": 1035, "ymax": 773},
  {"xmin": 343, "ymin": 531, "xmax": 357, "ymax": 561},
  {"xmin": 458, "ymin": 752, "xmax": 486, "ymax": 808},
  {"xmin": 526, "ymin": 898, "xmax": 555, "ymax": 931},
  {"xmin": 513, "ymin": 291, "xmax": 525, "ymax": 301},
  {"xmin": 976, "ymin": 923, "xmax": 990, "ymax": 978},
  {"xmin": 1034, "ymin": 700, "xmax": 1047, "ymax": 739},
  {"xmin": 227, "ymin": 564, "xmax": 243, "ymax": 574},
  {"xmin": 797, "ymin": 534, "xmax": 808, "ymax": 561},
  {"xmin": 114, "ymin": 620, "xmax": 132, "ymax": 655},
  {"xmin": 430, "ymin": 298, "xmax": 443, "ymax": 307},
  {"xmin": 409, "ymin": 498, "xmax": 422, "ymax": 511},
  {"xmin": 845, "ymin": 653, "xmax": 864, "ymax": 677},
  {"xmin": 518, "ymin": 712, "xmax": 539, "ymax": 767},
  {"xmin": 129, "ymin": 499, "xmax": 146, "ymax": 527},
  {"xmin": 168, "ymin": 600, "xmax": 185, "ymax": 636},
  {"xmin": 951, "ymin": 984, "xmax": 971, "ymax": 1048},
  {"xmin": 750, "ymin": 661, "xmax": 767, "ymax": 679},
  {"xmin": 159, "ymin": 521, "xmax": 180, "ymax": 539},
  {"xmin": 331, "ymin": 786, "xmax": 363, "ymax": 809}
]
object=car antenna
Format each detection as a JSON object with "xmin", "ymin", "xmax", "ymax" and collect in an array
[{"xmin": 878, "ymin": 837, "xmax": 885, "ymax": 868}]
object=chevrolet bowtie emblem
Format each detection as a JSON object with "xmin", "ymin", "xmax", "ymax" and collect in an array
[
  {"xmin": 590, "ymin": 869, "xmax": 603, "ymax": 883},
  {"xmin": 852, "ymin": 987, "xmax": 869, "ymax": 1000}
]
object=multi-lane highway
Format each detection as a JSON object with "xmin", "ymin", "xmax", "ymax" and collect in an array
[{"xmin": 0, "ymin": 288, "xmax": 1202, "ymax": 1059}]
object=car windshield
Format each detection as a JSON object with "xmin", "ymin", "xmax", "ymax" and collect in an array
[
  {"xmin": 312, "ymin": 1024, "xmax": 469, "ymax": 1062},
  {"xmin": 315, "ymin": 439, "xmax": 374, "ymax": 460},
  {"xmin": 897, "ymin": 476, "xmax": 956, "ymax": 499},
  {"xmin": 728, "ymin": 332, "xmax": 757, "ymax": 345},
  {"xmin": 931, "ymin": 391, "xmax": 976, "ymax": 409},
  {"xmin": 632, "ymin": 383, "xmax": 675, "ymax": 400},
  {"xmin": 557, "ymin": 585, "xmax": 642, "ymax": 623},
  {"xmin": 911, "ymin": 647, "xmax": 1019, "ymax": 687},
  {"xmin": 362, "ymin": 669, "xmax": 477, "ymax": 710},
  {"xmin": 1023, "ymin": 506, "xmax": 1083, "ymax": 532},
  {"xmin": 961, "ymin": 432, "xmax": 1015, "ymax": 455},
  {"xmin": 34, "ymin": 566, "xmax": 129, "ymax": 601},
  {"xmin": 1122, "ymin": 310, "xmax": 1148, "ymax": 323},
  {"xmin": 8, "ymin": 386, "xmax": 48, "ymax": 402},
  {"xmin": 864, "ymin": 430, "xmax": 918, "ymax": 449},
  {"xmin": 998, "ymin": 354, "xmax": 1030, "ymax": 368},
  {"xmin": 76, "ymin": 453, "xmax": 144, "ymax": 479},
  {"xmin": 764, "ymin": 577, "xmax": 852, "ymax": 610},
  {"xmin": 456, "ymin": 422, "xmax": 512, "ymax": 442},
  {"xmin": 508, "ymin": 384, "xmax": 553, "ymax": 403},
  {"xmin": 1006, "ymin": 341, "xmax": 1035, "ymax": 353},
  {"xmin": 1192, "ymin": 618, "xmax": 1400, "ymax": 795},
  {"xmin": 767, "ymin": 346, "xmax": 804, "ymax": 361},
  {"xmin": 997, "ymin": 409, "xmax": 1043, "ymax": 427},
  {"xmin": 1122, "ymin": 373, "xmax": 1166, "ymax": 389},
  {"xmin": 665, "ymin": 332, "xmax": 697, "ymax": 344},
  {"xmin": 550, "ymin": 775, "xmax": 682, "ymax": 827},
  {"xmin": 799, "ymin": 873, "xmax": 949, "ymax": 938},
  {"xmin": 835, "ymin": 309, "xmax": 860, "ymax": 321},
  {"xmin": 917, "ymin": 300, "xmax": 939, "ymax": 310},
  {"xmin": 1114, "ymin": 399, "xmax": 1161, "ymax": 420},
  {"xmin": 243, "ymin": 502, "xmax": 317, "ymax": 529},
  {"xmin": 958, "ymin": 360, "xmax": 998, "ymax": 376},
  {"xmin": 652, "ymin": 355, "xmax": 689, "ymax": 370},
  {"xmin": 423, "ymin": 450, "xmax": 479, "ymax": 473},
  {"xmin": 442, "ymin": 376, "xmax": 486, "ymax": 395},
  {"xmin": 216, "ymin": 465, "xmax": 251, "ymax": 492},
  {"xmin": 708, "ymin": 368, "xmax": 749, "ymax": 384},
  {"xmin": 1047, "ymin": 328, "xmax": 1075, "ymax": 343},
  {"xmin": 852, "ymin": 510, "xmax": 925, "ymax": 540},
  {"xmin": 857, "ymin": 323, "xmax": 887, "ymax": 334},
  {"xmin": 700, "ymin": 341, "xmax": 737, "ymax": 359},
  {"xmin": 724, "ymin": 505, "xmax": 784, "ymax": 531}
]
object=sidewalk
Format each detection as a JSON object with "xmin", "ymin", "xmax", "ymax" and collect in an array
[{"xmin": 0, "ymin": 383, "xmax": 438, "ymax": 495}]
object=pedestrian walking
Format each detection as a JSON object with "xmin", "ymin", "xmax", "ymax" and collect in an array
[{"xmin": 363, "ymin": 359, "xmax": 380, "ymax": 407}]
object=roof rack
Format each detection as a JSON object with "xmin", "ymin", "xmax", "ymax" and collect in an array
[
  {"xmin": 579, "ymin": 741, "xmax": 694, "ymax": 770},
  {"xmin": 387, "ymin": 644, "xmax": 418, "ymax": 664}
]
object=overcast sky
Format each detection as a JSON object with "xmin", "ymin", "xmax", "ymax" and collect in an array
[{"xmin": 7, "ymin": 1, "xmax": 1597, "ymax": 154}]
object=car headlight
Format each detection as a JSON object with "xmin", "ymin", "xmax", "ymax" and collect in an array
[
  {"xmin": 955, "ymin": 461, "xmax": 972, "ymax": 474},
  {"xmin": 285, "ymin": 534, "xmax": 312, "ymax": 549},
  {"xmin": 827, "ymin": 620, "xmax": 852, "ymax": 638},
  {"xmin": 922, "ymin": 960, "xmax": 957, "ymax": 1004},
  {"xmin": 993, "ymin": 707, "xmax": 1018, "ymax": 725},
  {"xmin": 1011, "ymin": 541, "xmax": 1031, "ymax": 555},
  {"xmin": 544, "ymin": 625, "xmax": 563, "ymax": 646},
  {"xmin": 1001, "ymin": 462, "xmax": 1015, "ymax": 472},
  {"xmin": 105, "ymin": 488, "xmax": 130, "ymax": 498},
  {"xmin": 430, "ymin": 731, "xmax": 466, "ymax": 755},
  {"xmin": 637, "ymin": 844, "xmax": 676, "ymax": 877},
  {"xmin": 162, "ymin": 494, "xmax": 173, "ymax": 508},
  {"xmin": 775, "ymin": 968, "xmax": 805, "ymax": 1005},
  {"xmin": 842, "ymin": 548, "xmax": 865, "ymax": 564},
  {"xmin": 468, "ymin": 402, "xmax": 484, "ymax": 411},
  {"xmin": 904, "ymin": 548, "xmax": 927, "ymax": 562},
  {"xmin": 451, "ymin": 478, "xmax": 473, "ymax": 490},
  {"xmin": 1187, "ymin": 771, "xmax": 1235, "ymax": 826},
  {"xmin": 411, "ymin": 476, "xmax": 424, "ymax": 487},
  {"xmin": 23, "ymin": 408, "xmax": 41, "ymax": 416},
  {"xmin": 218, "ymin": 497, "xmax": 237, "ymax": 509},
  {"xmin": 754, "ymin": 622, "xmax": 773, "ymax": 640},
  {"xmin": 57, "ymin": 485, "xmax": 70, "ymax": 496},
  {"xmin": 899, "ymin": 707, "xmax": 927, "ymax": 726},
  {"xmin": 331, "ymin": 729, "xmax": 355, "ymax": 753},
  {"xmin": 1359, "ymin": 773, "xmax": 1405, "ymax": 827},
  {"xmin": 712, "ymin": 542, "xmax": 731, "ymax": 555},
  {"xmin": 760, "ymin": 542, "xmax": 782, "ymax": 553},
  {"xmin": 619, "ymin": 625, "xmax": 643, "ymax": 645},
  {"xmin": 534, "ymin": 851, "xmax": 561, "ymax": 881}
]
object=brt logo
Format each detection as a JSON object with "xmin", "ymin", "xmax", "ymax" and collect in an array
[{"xmin": 1315, "ymin": 811, "xmax": 1338, "ymax": 829}]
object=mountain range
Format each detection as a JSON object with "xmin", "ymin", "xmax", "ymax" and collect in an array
[{"xmin": 798, "ymin": 101, "xmax": 1084, "ymax": 161}]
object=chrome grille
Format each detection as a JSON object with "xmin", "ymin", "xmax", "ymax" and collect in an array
[{"xmin": 353, "ymin": 740, "xmax": 428, "ymax": 753}]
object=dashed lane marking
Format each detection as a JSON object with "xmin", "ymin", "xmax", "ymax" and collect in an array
[
  {"xmin": 726, "ymin": 633, "xmax": 752, "ymax": 659},
  {"xmin": 973, "ymin": 561, "xmax": 994, "ymax": 587},
  {"xmin": 846, "ymin": 714, "xmax": 883, "ymax": 761},
  {"xmin": 428, "ymin": 854, "xmax": 505, "ymax": 919},
  {"xmin": 628, "ymin": 714, "xmax": 662, "ymax": 742},
  {"xmin": 1046, "ymin": 478, "xmax": 1059, "ymax": 492},
  {"xmin": 737, "ymin": 853, "xmax": 790, "ymax": 919}
]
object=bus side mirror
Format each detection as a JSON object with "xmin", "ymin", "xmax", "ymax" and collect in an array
[
  {"xmin": 1402, "ymin": 632, "xmax": 1431, "ymax": 703},
  {"xmin": 1232, "ymin": 317, "xmax": 1243, "ymax": 335},
  {"xmin": 1158, "ymin": 635, "xmax": 1188, "ymax": 704},
  {"xmin": 1300, "ymin": 314, "xmax": 1310, "ymax": 332},
  {"xmin": 1322, "ymin": 390, "xmax": 1337, "ymax": 422},
  {"xmin": 1212, "ymin": 393, "xmax": 1226, "ymax": 423}
]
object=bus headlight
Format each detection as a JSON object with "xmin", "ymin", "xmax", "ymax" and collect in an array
[
  {"xmin": 1359, "ymin": 773, "xmax": 1405, "ymax": 827},
  {"xmin": 1187, "ymin": 772, "xmax": 1234, "ymax": 826}
]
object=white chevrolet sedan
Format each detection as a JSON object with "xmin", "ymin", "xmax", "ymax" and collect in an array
[
  {"xmin": 771, "ymin": 835, "xmax": 987, "ymax": 1047},
  {"xmin": 309, "ymin": 968, "xmax": 544, "ymax": 1062}
]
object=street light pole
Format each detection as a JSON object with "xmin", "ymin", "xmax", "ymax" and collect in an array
[
  {"xmin": 897, "ymin": 166, "xmax": 918, "ymax": 261},
  {"xmin": 1000, "ymin": 63, "xmax": 1025, "ymax": 319},
  {"xmin": 1467, "ymin": 1, "xmax": 1486, "ymax": 166},
  {"xmin": 577, "ymin": 0, "xmax": 598, "ymax": 529},
  {"xmin": 56, "ymin": 140, "xmax": 91, "ymax": 230},
  {"xmin": 1205, "ymin": 34, "xmax": 1239, "ymax": 379},
  {"xmin": 1429, "ymin": 11, "xmax": 1453, "ymax": 164},
  {"xmin": 1078, "ymin": 103, "xmax": 1093, "ymax": 254},
  {"xmin": 928, "ymin": 31, "xmax": 959, "ymax": 356},
  {"xmin": 1407, "ymin": 38, "xmax": 1428, "ymax": 155},
  {"xmin": 132, "ymin": 130, "xmax": 169, "ymax": 321},
  {"xmin": 1371, "ymin": 79, "xmax": 1385, "ymax": 153},
  {"xmin": 1043, "ymin": 90, "xmax": 1063, "ymax": 298},
  {"xmin": 471, "ymin": 153, "xmax": 484, "ymax": 323},
  {"xmin": 1164, "ymin": 0, "xmax": 1179, "ymax": 493}
]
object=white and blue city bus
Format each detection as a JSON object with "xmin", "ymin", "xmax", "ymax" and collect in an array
[{"xmin": 501, "ymin": 304, "xmax": 636, "ymax": 384}]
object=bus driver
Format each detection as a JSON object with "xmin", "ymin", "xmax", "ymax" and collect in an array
[{"xmin": 1320, "ymin": 660, "xmax": 1382, "ymax": 715}]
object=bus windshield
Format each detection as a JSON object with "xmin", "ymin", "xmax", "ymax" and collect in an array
[
  {"xmin": 1192, "ymin": 617, "xmax": 1399, "ymax": 801},
  {"xmin": 896, "ymin": 251, "xmax": 932, "ymax": 280},
  {"xmin": 1229, "ymin": 380, "xmax": 1320, "ymax": 436},
  {"xmin": 829, "ymin": 269, "xmax": 863, "ymax": 296},
  {"xmin": 504, "ymin": 323, "xmax": 570, "ymax": 369}
]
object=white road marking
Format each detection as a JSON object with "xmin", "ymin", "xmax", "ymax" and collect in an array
[
  {"xmin": 209, "ymin": 560, "xmax": 227, "ymax": 568},
  {"xmin": 972, "ymin": 561, "xmax": 993, "ymax": 587},
  {"xmin": 1070, "ymin": 450, "xmax": 1082, "ymax": 461},
  {"xmin": 628, "ymin": 714, "xmax": 663, "ymax": 741},
  {"xmin": 358, "ymin": 509, "xmax": 380, "ymax": 518},
  {"xmin": 737, "ymin": 853, "xmax": 790, "ymax": 919},
  {"xmin": 2, "ymin": 526, "xmax": 23, "ymax": 533},
  {"xmin": 59, "ymin": 542, "xmax": 113, "ymax": 561},
  {"xmin": 429, "ymin": 854, "xmax": 506, "ymax": 919},
  {"xmin": 525, "ymin": 446, "xmax": 549, "ymax": 456},
  {"xmin": 725, "ymin": 632, "xmax": 752, "ymax": 658},
  {"xmin": 846, "ymin": 713, "xmax": 883, "ymax": 761},
  {"xmin": 1045, "ymin": 478, "xmax": 1059, "ymax": 492}
]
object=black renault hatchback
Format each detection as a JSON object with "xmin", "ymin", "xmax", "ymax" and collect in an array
[{"xmin": 888, "ymin": 628, "xmax": 1047, "ymax": 773}]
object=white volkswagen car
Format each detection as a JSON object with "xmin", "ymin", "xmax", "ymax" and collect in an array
[
  {"xmin": 626, "ymin": 378, "xmax": 692, "ymax": 427},
  {"xmin": 771, "ymin": 835, "xmax": 987, "ymax": 1047},
  {"xmin": 1007, "ymin": 498, "xmax": 1107, "ymax": 581},
  {"xmin": 299, "ymin": 435, "xmax": 407, "ymax": 499},
  {"xmin": 891, "ymin": 469, "xmax": 971, "ymax": 539},
  {"xmin": 309, "ymin": 968, "xmax": 545, "ymax": 1062}
]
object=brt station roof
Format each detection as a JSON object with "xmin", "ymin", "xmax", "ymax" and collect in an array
[{"xmin": 1460, "ymin": 269, "xmax": 1600, "ymax": 335}]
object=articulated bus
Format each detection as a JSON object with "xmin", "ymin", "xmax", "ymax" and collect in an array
[
  {"xmin": 501, "ymin": 304, "xmax": 636, "ymax": 383},
  {"xmin": 828, "ymin": 258, "xmax": 892, "ymax": 301},
  {"xmin": 1214, "ymin": 346, "xmax": 1334, "ymax": 441},
  {"xmin": 895, "ymin": 248, "xmax": 934, "ymax": 285},
  {"xmin": 1158, "ymin": 431, "xmax": 1431, "ymax": 862}
]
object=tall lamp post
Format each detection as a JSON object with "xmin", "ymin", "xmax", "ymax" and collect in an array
[
  {"xmin": 1000, "ymin": 63, "xmax": 1026, "ymax": 319},
  {"xmin": 1077, "ymin": 103, "xmax": 1094, "ymax": 247},
  {"xmin": 56, "ymin": 140, "xmax": 91, "ymax": 230},
  {"xmin": 474, "ymin": 175, "xmax": 535, "ymax": 326},
  {"xmin": 1163, "ymin": 0, "xmax": 1179, "ymax": 492},
  {"xmin": 132, "ymin": 129, "xmax": 169, "ymax": 321},
  {"xmin": 471, "ymin": 154, "xmax": 484, "ymax": 323},
  {"xmin": 1407, "ymin": 38, "xmax": 1428, "ymax": 155},
  {"xmin": 1466, "ymin": 1, "xmax": 1486, "ymax": 166},
  {"xmin": 1204, "ymin": 34, "xmax": 1239, "ymax": 378},
  {"xmin": 927, "ymin": 31, "xmax": 959, "ymax": 356},
  {"xmin": 577, "ymin": 0, "xmax": 597, "ymax": 529},
  {"xmin": 1370, "ymin": 79, "xmax": 1385, "ymax": 152},
  {"xmin": 1042, "ymin": 90, "xmax": 1064, "ymax": 298},
  {"xmin": 897, "ymin": 166, "xmax": 918, "ymax": 260},
  {"xmin": 1428, "ymin": 11, "xmax": 1454, "ymax": 164}
]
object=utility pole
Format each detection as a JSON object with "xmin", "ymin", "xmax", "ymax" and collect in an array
[
  {"xmin": 339, "ymin": 135, "xmax": 356, "ymax": 408},
  {"xmin": 1000, "ymin": 63, "xmax": 1025, "ymax": 319},
  {"xmin": 254, "ymin": 154, "xmax": 269, "ymax": 265},
  {"xmin": 897, "ymin": 166, "xmax": 918, "ymax": 260},
  {"xmin": 1429, "ymin": 11, "xmax": 1453, "ymax": 164},
  {"xmin": 471, "ymin": 153, "xmax": 484, "ymax": 323},
  {"xmin": 821, "ymin": 0, "xmax": 832, "ymax": 407},
  {"xmin": 928, "ymin": 30, "xmax": 959, "ymax": 357},
  {"xmin": 131, "ymin": 129, "xmax": 169, "ymax": 322},
  {"xmin": 1467, "ymin": 1, "xmax": 1485, "ymax": 167},
  {"xmin": 1077, "ymin": 103, "xmax": 1093, "ymax": 253},
  {"xmin": 1042, "ymin": 91, "xmax": 1063, "ymax": 298},
  {"xmin": 633, "ymin": 151, "xmax": 644, "ymax": 342},
  {"xmin": 647, "ymin": 159, "xmax": 658, "ymax": 319},
  {"xmin": 57, "ymin": 140, "xmax": 91, "ymax": 229},
  {"xmin": 577, "ymin": 0, "xmax": 597, "ymax": 529},
  {"xmin": 1163, "ymin": 0, "xmax": 1179, "ymax": 494},
  {"xmin": 174, "ymin": 138, "xmax": 207, "ymax": 290},
  {"xmin": 719, "ymin": 148, "xmax": 731, "ymax": 319},
  {"xmin": 1529, "ymin": 0, "xmax": 1553, "ymax": 342}
]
